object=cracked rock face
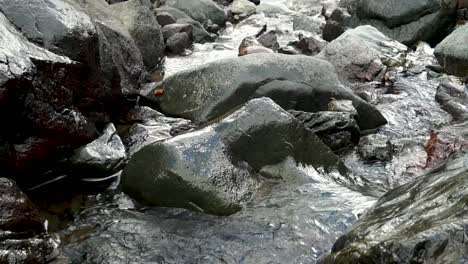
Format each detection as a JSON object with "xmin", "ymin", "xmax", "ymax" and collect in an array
[{"xmin": 121, "ymin": 98, "xmax": 349, "ymax": 215}]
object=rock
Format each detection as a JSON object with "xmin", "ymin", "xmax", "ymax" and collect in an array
[
  {"xmin": 425, "ymin": 121, "xmax": 468, "ymax": 167},
  {"xmin": 0, "ymin": 11, "xmax": 95, "ymax": 180},
  {"xmin": 357, "ymin": 134, "xmax": 393, "ymax": 161},
  {"xmin": 155, "ymin": 7, "xmax": 215, "ymax": 43},
  {"xmin": 434, "ymin": 24, "xmax": 468, "ymax": 77},
  {"xmin": 147, "ymin": 53, "xmax": 387, "ymax": 130},
  {"xmin": 318, "ymin": 25, "xmax": 407, "ymax": 82},
  {"xmin": 156, "ymin": 12, "xmax": 177, "ymax": 26},
  {"xmin": 324, "ymin": 0, "xmax": 458, "ymax": 46},
  {"xmin": 202, "ymin": 19, "xmax": 220, "ymax": 34},
  {"xmin": 122, "ymin": 98, "xmax": 348, "ymax": 215},
  {"xmin": 257, "ymin": 1, "xmax": 294, "ymax": 15},
  {"xmin": 257, "ymin": 30, "xmax": 280, "ymax": 51},
  {"xmin": 0, "ymin": 178, "xmax": 58, "ymax": 263},
  {"xmin": 166, "ymin": 32, "xmax": 192, "ymax": 54},
  {"xmin": 70, "ymin": 123, "xmax": 127, "ymax": 178},
  {"xmin": 162, "ymin": 23, "xmax": 193, "ymax": 41},
  {"xmin": 73, "ymin": 0, "xmax": 146, "ymax": 95},
  {"xmin": 293, "ymin": 35, "xmax": 327, "ymax": 56},
  {"xmin": 327, "ymin": 98, "xmax": 358, "ymax": 115},
  {"xmin": 165, "ymin": 0, "xmax": 226, "ymax": 26},
  {"xmin": 238, "ymin": 36, "xmax": 274, "ymax": 56},
  {"xmin": 435, "ymin": 80, "xmax": 468, "ymax": 121},
  {"xmin": 289, "ymin": 110, "xmax": 360, "ymax": 152},
  {"xmin": 323, "ymin": 151, "xmax": 468, "ymax": 264},
  {"xmin": 110, "ymin": 0, "xmax": 165, "ymax": 74},
  {"xmin": 0, "ymin": 0, "xmax": 97, "ymax": 65},
  {"xmin": 121, "ymin": 106, "xmax": 194, "ymax": 155},
  {"xmin": 231, "ymin": 0, "xmax": 257, "ymax": 19},
  {"xmin": 293, "ymin": 15, "xmax": 324, "ymax": 35}
]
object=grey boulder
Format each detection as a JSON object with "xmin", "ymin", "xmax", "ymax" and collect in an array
[
  {"xmin": 147, "ymin": 53, "xmax": 387, "ymax": 130},
  {"xmin": 110, "ymin": 0, "xmax": 165, "ymax": 74},
  {"xmin": 324, "ymin": 0, "xmax": 458, "ymax": 46},
  {"xmin": 165, "ymin": 0, "xmax": 226, "ymax": 26},
  {"xmin": 122, "ymin": 98, "xmax": 347, "ymax": 215},
  {"xmin": 317, "ymin": 25, "xmax": 407, "ymax": 82},
  {"xmin": 435, "ymin": 24, "xmax": 468, "ymax": 77}
]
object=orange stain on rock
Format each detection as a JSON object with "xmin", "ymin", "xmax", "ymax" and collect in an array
[{"xmin": 153, "ymin": 88, "xmax": 164, "ymax": 96}]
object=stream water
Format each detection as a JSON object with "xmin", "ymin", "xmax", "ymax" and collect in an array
[{"xmin": 45, "ymin": 0, "xmax": 459, "ymax": 263}]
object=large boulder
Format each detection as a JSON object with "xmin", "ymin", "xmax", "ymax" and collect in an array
[
  {"xmin": 73, "ymin": 0, "xmax": 146, "ymax": 96},
  {"xmin": 0, "ymin": 12, "xmax": 95, "ymax": 181},
  {"xmin": 434, "ymin": 24, "xmax": 468, "ymax": 77},
  {"xmin": 110, "ymin": 0, "xmax": 165, "ymax": 75},
  {"xmin": 165, "ymin": 0, "xmax": 226, "ymax": 26},
  {"xmin": 0, "ymin": 178, "xmax": 58, "ymax": 263},
  {"xmin": 324, "ymin": 0, "xmax": 458, "ymax": 46},
  {"xmin": 317, "ymin": 25, "xmax": 407, "ymax": 82},
  {"xmin": 147, "ymin": 53, "xmax": 387, "ymax": 130},
  {"xmin": 322, "ymin": 151, "xmax": 468, "ymax": 263},
  {"xmin": 122, "ymin": 98, "xmax": 348, "ymax": 215}
]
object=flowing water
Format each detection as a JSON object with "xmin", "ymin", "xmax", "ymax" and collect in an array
[{"xmin": 51, "ymin": 0, "xmax": 459, "ymax": 263}]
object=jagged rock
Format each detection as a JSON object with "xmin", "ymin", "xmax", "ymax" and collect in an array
[
  {"xmin": 358, "ymin": 134, "xmax": 393, "ymax": 161},
  {"xmin": 0, "ymin": 12, "xmax": 95, "ymax": 181},
  {"xmin": 289, "ymin": 110, "xmax": 360, "ymax": 152},
  {"xmin": 324, "ymin": 0, "xmax": 458, "ymax": 46},
  {"xmin": 318, "ymin": 25, "xmax": 407, "ymax": 82},
  {"xmin": 121, "ymin": 106, "xmax": 194, "ymax": 155},
  {"xmin": 146, "ymin": 53, "xmax": 387, "ymax": 130},
  {"xmin": 122, "ymin": 98, "xmax": 347, "ymax": 215},
  {"xmin": 435, "ymin": 24, "xmax": 468, "ymax": 77},
  {"xmin": 70, "ymin": 123, "xmax": 127, "ymax": 178},
  {"xmin": 322, "ymin": 151, "xmax": 468, "ymax": 264}
]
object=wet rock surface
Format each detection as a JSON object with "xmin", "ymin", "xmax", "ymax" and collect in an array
[
  {"xmin": 0, "ymin": 178, "xmax": 58, "ymax": 264},
  {"xmin": 1, "ymin": 0, "xmax": 468, "ymax": 263},
  {"xmin": 323, "ymin": 151, "xmax": 468, "ymax": 264},
  {"xmin": 122, "ymin": 98, "xmax": 350, "ymax": 215},
  {"xmin": 289, "ymin": 110, "xmax": 360, "ymax": 152}
]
